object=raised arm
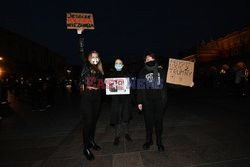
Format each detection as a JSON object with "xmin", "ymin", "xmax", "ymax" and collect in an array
[
  {"xmin": 79, "ymin": 36, "xmax": 88, "ymax": 85},
  {"xmin": 79, "ymin": 36, "xmax": 86, "ymax": 64}
]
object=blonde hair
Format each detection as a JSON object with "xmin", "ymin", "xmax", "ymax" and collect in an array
[{"xmin": 88, "ymin": 51, "xmax": 104, "ymax": 75}]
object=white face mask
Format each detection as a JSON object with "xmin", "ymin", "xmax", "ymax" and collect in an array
[{"xmin": 91, "ymin": 58, "xmax": 100, "ymax": 65}]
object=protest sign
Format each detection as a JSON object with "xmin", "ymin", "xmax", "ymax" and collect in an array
[
  {"xmin": 66, "ymin": 13, "xmax": 94, "ymax": 30},
  {"xmin": 105, "ymin": 78, "xmax": 130, "ymax": 95},
  {"xmin": 166, "ymin": 58, "xmax": 194, "ymax": 86}
]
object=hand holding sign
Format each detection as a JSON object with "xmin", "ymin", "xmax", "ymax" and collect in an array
[
  {"xmin": 77, "ymin": 28, "xmax": 84, "ymax": 34},
  {"xmin": 189, "ymin": 81, "xmax": 194, "ymax": 87},
  {"xmin": 105, "ymin": 78, "xmax": 130, "ymax": 95}
]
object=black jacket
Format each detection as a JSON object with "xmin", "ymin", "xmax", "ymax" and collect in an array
[
  {"xmin": 80, "ymin": 59, "xmax": 103, "ymax": 88},
  {"xmin": 137, "ymin": 65, "xmax": 168, "ymax": 106}
]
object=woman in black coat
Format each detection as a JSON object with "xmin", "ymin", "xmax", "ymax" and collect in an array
[
  {"xmin": 137, "ymin": 53, "xmax": 167, "ymax": 152},
  {"xmin": 109, "ymin": 58, "xmax": 133, "ymax": 145},
  {"xmin": 80, "ymin": 50, "xmax": 104, "ymax": 161}
]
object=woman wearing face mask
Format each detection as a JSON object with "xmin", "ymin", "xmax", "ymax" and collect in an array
[
  {"xmin": 109, "ymin": 58, "xmax": 133, "ymax": 146},
  {"xmin": 80, "ymin": 50, "xmax": 104, "ymax": 161}
]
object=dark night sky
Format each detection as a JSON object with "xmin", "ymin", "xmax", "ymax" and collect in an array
[{"xmin": 0, "ymin": 0, "xmax": 249, "ymax": 65}]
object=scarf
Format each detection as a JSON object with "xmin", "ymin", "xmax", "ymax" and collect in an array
[{"xmin": 145, "ymin": 60, "xmax": 160, "ymax": 86}]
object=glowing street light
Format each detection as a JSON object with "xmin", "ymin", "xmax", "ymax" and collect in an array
[
  {"xmin": 0, "ymin": 68, "xmax": 3, "ymax": 77},
  {"xmin": 0, "ymin": 57, "xmax": 3, "ymax": 61}
]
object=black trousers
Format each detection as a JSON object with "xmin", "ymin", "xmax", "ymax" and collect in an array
[
  {"xmin": 143, "ymin": 97, "xmax": 165, "ymax": 143},
  {"xmin": 82, "ymin": 90, "xmax": 101, "ymax": 148}
]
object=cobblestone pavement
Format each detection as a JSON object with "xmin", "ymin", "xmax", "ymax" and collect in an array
[{"xmin": 0, "ymin": 88, "xmax": 250, "ymax": 167}]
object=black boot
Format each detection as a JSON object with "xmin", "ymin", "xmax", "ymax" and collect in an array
[
  {"xmin": 143, "ymin": 133, "xmax": 153, "ymax": 150},
  {"xmin": 157, "ymin": 137, "xmax": 165, "ymax": 152},
  {"xmin": 90, "ymin": 141, "xmax": 101, "ymax": 151},
  {"xmin": 157, "ymin": 144, "xmax": 165, "ymax": 152},
  {"xmin": 83, "ymin": 148, "xmax": 95, "ymax": 161}
]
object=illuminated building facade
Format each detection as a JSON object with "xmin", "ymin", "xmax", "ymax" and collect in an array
[{"xmin": 182, "ymin": 26, "xmax": 250, "ymax": 68}]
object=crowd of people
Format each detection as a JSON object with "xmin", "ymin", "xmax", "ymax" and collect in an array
[
  {"xmin": 197, "ymin": 64, "xmax": 249, "ymax": 97},
  {"xmin": 0, "ymin": 74, "xmax": 59, "ymax": 120}
]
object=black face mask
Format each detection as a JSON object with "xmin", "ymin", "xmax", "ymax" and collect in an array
[{"xmin": 145, "ymin": 60, "xmax": 156, "ymax": 67}]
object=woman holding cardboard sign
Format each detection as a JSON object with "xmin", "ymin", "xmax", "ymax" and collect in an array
[
  {"xmin": 109, "ymin": 58, "xmax": 134, "ymax": 146},
  {"xmin": 80, "ymin": 50, "xmax": 104, "ymax": 161}
]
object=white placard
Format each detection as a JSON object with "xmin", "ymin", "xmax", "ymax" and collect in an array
[{"xmin": 105, "ymin": 78, "xmax": 130, "ymax": 95}]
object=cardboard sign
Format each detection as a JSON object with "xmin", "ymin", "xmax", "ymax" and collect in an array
[
  {"xmin": 166, "ymin": 58, "xmax": 194, "ymax": 86},
  {"xmin": 105, "ymin": 78, "xmax": 130, "ymax": 95},
  {"xmin": 66, "ymin": 13, "xmax": 94, "ymax": 29}
]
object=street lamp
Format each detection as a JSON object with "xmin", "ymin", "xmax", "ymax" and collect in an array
[{"xmin": 0, "ymin": 57, "xmax": 3, "ymax": 61}]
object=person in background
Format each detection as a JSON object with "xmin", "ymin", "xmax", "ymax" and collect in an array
[
  {"xmin": 137, "ymin": 53, "xmax": 167, "ymax": 152},
  {"xmin": 109, "ymin": 58, "xmax": 133, "ymax": 146},
  {"xmin": 235, "ymin": 68, "xmax": 248, "ymax": 97},
  {"xmin": 13, "ymin": 79, "xmax": 21, "ymax": 100},
  {"xmin": 80, "ymin": 50, "xmax": 104, "ymax": 161},
  {"xmin": 44, "ymin": 75, "xmax": 56, "ymax": 108},
  {"xmin": 0, "ymin": 79, "xmax": 4, "ymax": 120},
  {"xmin": 31, "ymin": 76, "xmax": 46, "ymax": 112},
  {"xmin": 1, "ymin": 78, "xmax": 9, "ymax": 105}
]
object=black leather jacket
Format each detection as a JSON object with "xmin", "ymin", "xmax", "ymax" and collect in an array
[
  {"xmin": 79, "ymin": 56, "xmax": 104, "ymax": 90},
  {"xmin": 78, "ymin": 37, "xmax": 103, "ymax": 87}
]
